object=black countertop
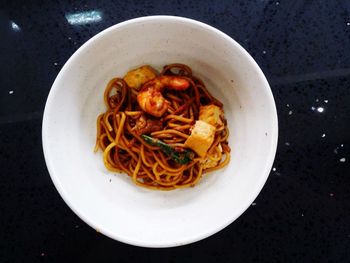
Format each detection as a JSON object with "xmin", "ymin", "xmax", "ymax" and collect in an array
[{"xmin": 1, "ymin": 1, "xmax": 349, "ymax": 262}]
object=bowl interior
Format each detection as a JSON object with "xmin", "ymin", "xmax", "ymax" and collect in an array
[{"xmin": 43, "ymin": 16, "xmax": 278, "ymax": 247}]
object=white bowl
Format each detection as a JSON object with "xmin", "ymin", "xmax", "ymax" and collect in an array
[{"xmin": 42, "ymin": 16, "xmax": 278, "ymax": 247}]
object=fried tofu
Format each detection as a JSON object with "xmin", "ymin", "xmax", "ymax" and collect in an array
[
  {"xmin": 184, "ymin": 120, "xmax": 215, "ymax": 157},
  {"xmin": 200, "ymin": 157, "xmax": 218, "ymax": 169},
  {"xmin": 200, "ymin": 144, "xmax": 222, "ymax": 169},
  {"xmin": 199, "ymin": 104, "xmax": 223, "ymax": 127},
  {"xmin": 123, "ymin": 65, "xmax": 157, "ymax": 90}
]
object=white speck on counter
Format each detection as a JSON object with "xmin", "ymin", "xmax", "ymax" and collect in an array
[
  {"xmin": 341, "ymin": 144, "xmax": 344, "ymax": 147},
  {"xmin": 334, "ymin": 148, "xmax": 338, "ymax": 154},
  {"xmin": 340, "ymin": 158, "xmax": 346, "ymax": 162},
  {"xmin": 324, "ymin": 100, "xmax": 328, "ymax": 103},
  {"xmin": 262, "ymin": 50, "xmax": 266, "ymax": 54},
  {"xmin": 11, "ymin": 21, "xmax": 21, "ymax": 31},
  {"xmin": 9, "ymin": 90, "xmax": 14, "ymax": 94},
  {"xmin": 276, "ymin": 1, "xmax": 280, "ymax": 5},
  {"xmin": 311, "ymin": 106, "xmax": 316, "ymax": 111},
  {"xmin": 272, "ymin": 167, "xmax": 281, "ymax": 175},
  {"xmin": 252, "ymin": 202, "xmax": 256, "ymax": 206},
  {"xmin": 315, "ymin": 98, "xmax": 319, "ymax": 102},
  {"xmin": 317, "ymin": 107, "xmax": 324, "ymax": 113},
  {"xmin": 347, "ymin": 22, "xmax": 350, "ymax": 26},
  {"xmin": 288, "ymin": 110, "xmax": 293, "ymax": 115},
  {"xmin": 41, "ymin": 253, "xmax": 45, "ymax": 257},
  {"xmin": 321, "ymin": 133, "xmax": 326, "ymax": 138},
  {"xmin": 54, "ymin": 62, "xmax": 58, "ymax": 66},
  {"xmin": 301, "ymin": 213, "xmax": 304, "ymax": 217},
  {"xmin": 75, "ymin": 225, "xmax": 79, "ymax": 229},
  {"xmin": 286, "ymin": 104, "xmax": 290, "ymax": 107},
  {"xmin": 285, "ymin": 142, "xmax": 290, "ymax": 146},
  {"xmin": 329, "ymin": 193, "xmax": 334, "ymax": 197}
]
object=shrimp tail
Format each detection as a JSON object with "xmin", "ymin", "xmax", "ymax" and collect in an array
[{"xmin": 159, "ymin": 76, "xmax": 190, "ymax": 91}]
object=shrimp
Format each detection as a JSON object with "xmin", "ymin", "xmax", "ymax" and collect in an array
[{"xmin": 137, "ymin": 76, "xmax": 190, "ymax": 117}]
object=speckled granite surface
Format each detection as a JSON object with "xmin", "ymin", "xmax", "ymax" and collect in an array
[{"xmin": 1, "ymin": 0, "xmax": 349, "ymax": 262}]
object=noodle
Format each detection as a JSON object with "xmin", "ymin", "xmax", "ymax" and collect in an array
[{"xmin": 95, "ymin": 63, "xmax": 231, "ymax": 190}]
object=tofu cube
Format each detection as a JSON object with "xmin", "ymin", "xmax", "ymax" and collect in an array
[
  {"xmin": 123, "ymin": 65, "xmax": 157, "ymax": 90},
  {"xmin": 184, "ymin": 120, "xmax": 215, "ymax": 157},
  {"xmin": 200, "ymin": 144, "xmax": 222, "ymax": 169},
  {"xmin": 199, "ymin": 104, "xmax": 223, "ymax": 126},
  {"xmin": 200, "ymin": 157, "xmax": 218, "ymax": 169}
]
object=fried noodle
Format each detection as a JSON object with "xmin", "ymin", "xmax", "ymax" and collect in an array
[{"xmin": 94, "ymin": 63, "xmax": 230, "ymax": 190}]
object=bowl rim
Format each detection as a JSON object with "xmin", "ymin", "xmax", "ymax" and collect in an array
[{"xmin": 42, "ymin": 15, "xmax": 279, "ymax": 248}]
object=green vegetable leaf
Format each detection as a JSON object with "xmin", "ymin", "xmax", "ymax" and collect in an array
[{"xmin": 141, "ymin": 135, "xmax": 194, "ymax": 164}]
